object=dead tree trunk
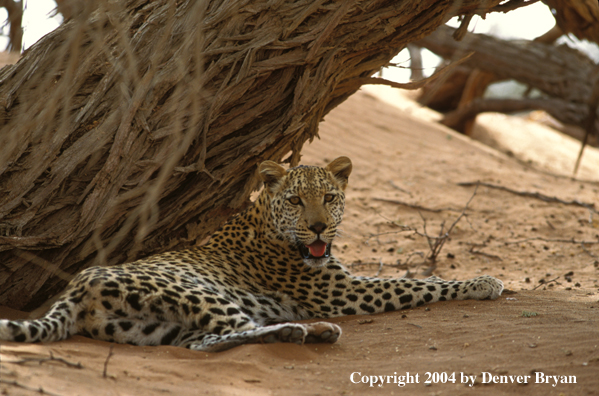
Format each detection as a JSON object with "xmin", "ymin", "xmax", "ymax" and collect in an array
[
  {"xmin": 416, "ymin": 25, "xmax": 595, "ymax": 130},
  {"xmin": 0, "ymin": 0, "xmax": 508, "ymax": 310}
]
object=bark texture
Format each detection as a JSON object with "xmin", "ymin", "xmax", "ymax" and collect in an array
[{"xmin": 0, "ymin": 0, "xmax": 506, "ymax": 310}]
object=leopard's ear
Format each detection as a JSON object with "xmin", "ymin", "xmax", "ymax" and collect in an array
[
  {"xmin": 326, "ymin": 156, "xmax": 352, "ymax": 190},
  {"xmin": 258, "ymin": 160, "xmax": 287, "ymax": 193}
]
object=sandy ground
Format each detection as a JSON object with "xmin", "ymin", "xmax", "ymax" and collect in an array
[{"xmin": 1, "ymin": 91, "xmax": 598, "ymax": 395}]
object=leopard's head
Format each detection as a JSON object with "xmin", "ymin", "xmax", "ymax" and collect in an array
[{"xmin": 258, "ymin": 156, "xmax": 352, "ymax": 268}]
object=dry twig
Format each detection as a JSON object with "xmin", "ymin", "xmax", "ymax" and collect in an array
[
  {"xmin": 581, "ymin": 243, "xmax": 598, "ymax": 258},
  {"xmin": 373, "ymin": 198, "xmax": 461, "ymax": 213},
  {"xmin": 6, "ymin": 351, "xmax": 83, "ymax": 369},
  {"xmin": 370, "ymin": 184, "xmax": 479, "ymax": 276},
  {"xmin": 103, "ymin": 344, "xmax": 115, "ymax": 378},
  {"xmin": 468, "ymin": 246, "xmax": 503, "ymax": 261},
  {"xmin": 388, "ymin": 181, "xmax": 411, "ymax": 195},
  {"xmin": 458, "ymin": 181, "xmax": 597, "ymax": 213},
  {"xmin": 505, "ymin": 237, "xmax": 599, "ymax": 245},
  {"xmin": 0, "ymin": 379, "xmax": 63, "ymax": 396},
  {"xmin": 506, "ymin": 236, "xmax": 599, "ymax": 259},
  {"xmin": 418, "ymin": 184, "xmax": 479, "ymax": 274},
  {"xmin": 533, "ymin": 276, "xmax": 561, "ymax": 291},
  {"xmin": 398, "ymin": 252, "xmax": 427, "ymax": 278},
  {"xmin": 374, "ymin": 258, "xmax": 384, "ymax": 277},
  {"xmin": 365, "ymin": 230, "xmax": 410, "ymax": 245}
]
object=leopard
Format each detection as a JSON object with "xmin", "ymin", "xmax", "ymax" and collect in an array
[{"xmin": 0, "ymin": 156, "xmax": 503, "ymax": 352}]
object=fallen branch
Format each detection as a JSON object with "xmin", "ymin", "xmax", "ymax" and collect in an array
[
  {"xmin": 442, "ymin": 98, "xmax": 586, "ymax": 133},
  {"xmin": 417, "ymin": 25, "xmax": 595, "ymax": 127},
  {"xmin": 458, "ymin": 181, "xmax": 597, "ymax": 213}
]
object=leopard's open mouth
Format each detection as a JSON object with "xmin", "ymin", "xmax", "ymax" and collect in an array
[{"xmin": 298, "ymin": 240, "xmax": 331, "ymax": 260}]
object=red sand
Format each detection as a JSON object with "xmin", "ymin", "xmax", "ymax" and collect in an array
[{"xmin": 2, "ymin": 91, "xmax": 598, "ymax": 395}]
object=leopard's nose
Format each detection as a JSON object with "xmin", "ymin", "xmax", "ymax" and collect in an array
[{"xmin": 309, "ymin": 222, "xmax": 327, "ymax": 234}]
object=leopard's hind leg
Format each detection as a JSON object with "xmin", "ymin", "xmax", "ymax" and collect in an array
[{"xmin": 187, "ymin": 321, "xmax": 341, "ymax": 352}]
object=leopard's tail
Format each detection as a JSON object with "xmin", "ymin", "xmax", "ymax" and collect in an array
[{"xmin": 0, "ymin": 300, "xmax": 77, "ymax": 343}]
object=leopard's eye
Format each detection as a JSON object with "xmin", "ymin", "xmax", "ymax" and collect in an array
[
  {"xmin": 288, "ymin": 196, "xmax": 302, "ymax": 205},
  {"xmin": 324, "ymin": 194, "xmax": 335, "ymax": 203}
]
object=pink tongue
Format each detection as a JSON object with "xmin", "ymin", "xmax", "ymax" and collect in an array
[{"xmin": 307, "ymin": 240, "xmax": 327, "ymax": 257}]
